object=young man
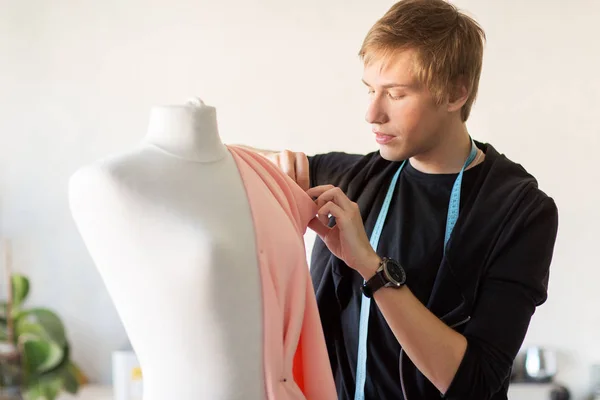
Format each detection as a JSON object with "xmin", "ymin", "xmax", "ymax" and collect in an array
[{"xmin": 247, "ymin": 0, "xmax": 559, "ymax": 399}]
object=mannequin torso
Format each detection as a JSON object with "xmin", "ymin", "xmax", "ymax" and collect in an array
[{"xmin": 69, "ymin": 100, "xmax": 264, "ymax": 400}]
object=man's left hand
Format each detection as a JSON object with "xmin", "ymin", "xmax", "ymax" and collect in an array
[{"xmin": 306, "ymin": 185, "xmax": 380, "ymax": 278}]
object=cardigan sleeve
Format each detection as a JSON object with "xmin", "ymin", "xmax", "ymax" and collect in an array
[{"xmin": 443, "ymin": 196, "xmax": 559, "ymax": 399}]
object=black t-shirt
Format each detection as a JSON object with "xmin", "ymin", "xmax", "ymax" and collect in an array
[{"xmin": 308, "ymin": 150, "xmax": 486, "ymax": 400}]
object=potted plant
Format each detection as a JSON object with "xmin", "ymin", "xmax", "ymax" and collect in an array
[{"xmin": 0, "ymin": 273, "xmax": 87, "ymax": 400}]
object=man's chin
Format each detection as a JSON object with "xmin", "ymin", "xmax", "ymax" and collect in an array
[{"xmin": 378, "ymin": 145, "xmax": 409, "ymax": 162}]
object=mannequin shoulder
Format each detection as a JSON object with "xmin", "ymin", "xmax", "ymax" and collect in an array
[
  {"xmin": 68, "ymin": 151, "xmax": 146, "ymax": 215},
  {"xmin": 69, "ymin": 160, "xmax": 115, "ymax": 198}
]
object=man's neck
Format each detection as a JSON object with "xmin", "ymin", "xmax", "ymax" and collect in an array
[{"xmin": 409, "ymin": 123, "xmax": 475, "ymax": 174}]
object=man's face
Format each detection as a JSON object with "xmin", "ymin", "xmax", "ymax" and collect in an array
[{"xmin": 362, "ymin": 49, "xmax": 448, "ymax": 161}]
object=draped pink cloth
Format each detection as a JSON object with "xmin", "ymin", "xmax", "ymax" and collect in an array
[{"xmin": 228, "ymin": 145, "xmax": 336, "ymax": 400}]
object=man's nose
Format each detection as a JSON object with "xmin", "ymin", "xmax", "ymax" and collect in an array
[{"xmin": 365, "ymin": 96, "xmax": 388, "ymax": 125}]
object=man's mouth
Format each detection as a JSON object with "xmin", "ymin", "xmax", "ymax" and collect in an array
[{"xmin": 374, "ymin": 132, "xmax": 396, "ymax": 145}]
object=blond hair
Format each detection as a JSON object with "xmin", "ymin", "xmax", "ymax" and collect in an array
[{"xmin": 359, "ymin": 0, "xmax": 486, "ymax": 121}]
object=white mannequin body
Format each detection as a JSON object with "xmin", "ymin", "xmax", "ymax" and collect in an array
[{"xmin": 69, "ymin": 99, "xmax": 265, "ymax": 400}]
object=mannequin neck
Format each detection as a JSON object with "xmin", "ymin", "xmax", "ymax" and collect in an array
[{"xmin": 143, "ymin": 99, "xmax": 228, "ymax": 163}]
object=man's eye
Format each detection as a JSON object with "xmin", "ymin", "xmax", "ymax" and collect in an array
[{"xmin": 388, "ymin": 93, "xmax": 405, "ymax": 100}]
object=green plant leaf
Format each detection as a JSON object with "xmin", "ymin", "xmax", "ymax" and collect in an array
[
  {"xmin": 4, "ymin": 275, "xmax": 85, "ymax": 399},
  {"xmin": 62, "ymin": 361, "xmax": 81, "ymax": 394},
  {"xmin": 65, "ymin": 359, "xmax": 87, "ymax": 386},
  {"xmin": 15, "ymin": 309, "xmax": 67, "ymax": 348},
  {"xmin": 11, "ymin": 274, "xmax": 30, "ymax": 310},
  {"xmin": 0, "ymin": 300, "xmax": 24, "ymax": 323},
  {"xmin": 0, "ymin": 302, "xmax": 6, "ymax": 319},
  {"xmin": 21, "ymin": 335, "xmax": 65, "ymax": 375},
  {"xmin": 21, "ymin": 350, "xmax": 81, "ymax": 400},
  {"xmin": 0, "ymin": 312, "xmax": 8, "ymax": 341},
  {"xmin": 22, "ymin": 373, "xmax": 63, "ymax": 400},
  {"xmin": 15, "ymin": 319, "xmax": 47, "ymax": 339}
]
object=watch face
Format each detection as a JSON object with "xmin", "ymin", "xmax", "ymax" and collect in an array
[{"xmin": 384, "ymin": 259, "xmax": 406, "ymax": 286}]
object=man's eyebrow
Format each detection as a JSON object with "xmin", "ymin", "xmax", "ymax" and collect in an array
[{"xmin": 361, "ymin": 79, "xmax": 412, "ymax": 89}]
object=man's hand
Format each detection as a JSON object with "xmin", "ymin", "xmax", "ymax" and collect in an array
[
  {"xmin": 307, "ymin": 184, "xmax": 380, "ymax": 278},
  {"xmin": 266, "ymin": 150, "xmax": 310, "ymax": 191}
]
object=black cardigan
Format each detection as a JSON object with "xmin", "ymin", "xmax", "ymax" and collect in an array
[{"xmin": 309, "ymin": 142, "xmax": 559, "ymax": 399}]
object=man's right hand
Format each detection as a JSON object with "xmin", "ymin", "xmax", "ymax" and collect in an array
[{"xmin": 265, "ymin": 150, "xmax": 310, "ymax": 191}]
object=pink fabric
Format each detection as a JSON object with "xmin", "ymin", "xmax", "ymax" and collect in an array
[{"xmin": 228, "ymin": 146, "xmax": 337, "ymax": 400}]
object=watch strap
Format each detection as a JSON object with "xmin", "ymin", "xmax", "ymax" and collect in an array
[{"xmin": 361, "ymin": 268, "xmax": 387, "ymax": 298}]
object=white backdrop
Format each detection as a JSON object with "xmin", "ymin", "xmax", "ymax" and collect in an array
[{"xmin": 1, "ymin": 0, "xmax": 598, "ymax": 398}]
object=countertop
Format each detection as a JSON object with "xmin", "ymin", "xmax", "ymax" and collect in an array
[{"xmin": 57, "ymin": 385, "xmax": 113, "ymax": 400}]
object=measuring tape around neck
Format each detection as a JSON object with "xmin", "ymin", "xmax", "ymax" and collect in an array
[{"xmin": 353, "ymin": 140, "xmax": 479, "ymax": 400}]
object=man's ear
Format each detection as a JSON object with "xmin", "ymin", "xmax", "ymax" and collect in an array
[{"xmin": 447, "ymin": 77, "xmax": 469, "ymax": 113}]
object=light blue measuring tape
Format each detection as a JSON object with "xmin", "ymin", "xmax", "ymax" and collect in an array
[{"xmin": 353, "ymin": 140, "xmax": 479, "ymax": 400}]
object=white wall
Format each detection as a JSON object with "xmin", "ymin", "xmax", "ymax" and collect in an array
[{"xmin": 1, "ymin": 0, "xmax": 598, "ymax": 397}]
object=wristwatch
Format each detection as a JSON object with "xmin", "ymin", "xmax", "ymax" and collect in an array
[{"xmin": 361, "ymin": 257, "xmax": 407, "ymax": 298}]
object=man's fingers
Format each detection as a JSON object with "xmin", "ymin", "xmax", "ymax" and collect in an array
[
  {"xmin": 268, "ymin": 150, "xmax": 311, "ymax": 190},
  {"xmin": 279, "ymin": 150, "xmax": 297, "ymax": 181},
  {"xmin": 317, "ymin": 201, "xmax": 344, "ymax": 224},
  {"xmin": 309, "ymin": 200, "xmax": 345, "ymax": 239},
  {"xmin": 308, "ymin": 217, "xmax": 331, "ymax": 238},
  {"xmin": 310, "ymin": 187, "xmax": 355, "ymax": 211},
  {"xmin": 306, "ymin": 185, "xmax": 335, "ymax": 199},
  {"xmin": 317, "ymin": 202, "xmax": 331, "ymax": 226},
  {"xmin": 295, "ymin": 152, "xmax": 310, "ymax": 191}
]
